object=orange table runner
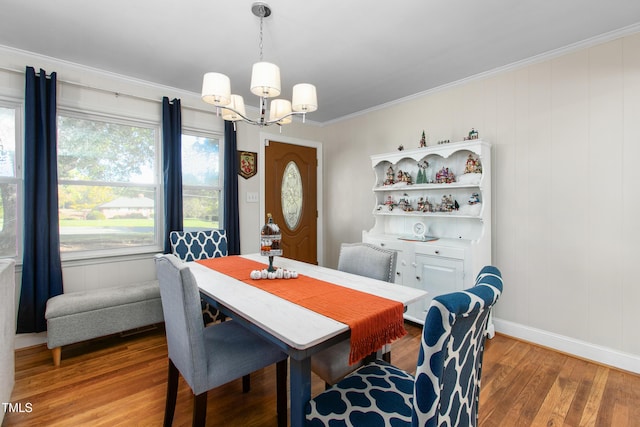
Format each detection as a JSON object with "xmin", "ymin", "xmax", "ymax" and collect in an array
[{"xmin": 196, "ymin": 256, "xmax": 406, "ymax": 364}]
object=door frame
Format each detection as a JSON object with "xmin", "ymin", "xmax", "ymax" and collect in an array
[{"xmin": 259, "ymin": 131, "xmax": 324, "ymax": 266}]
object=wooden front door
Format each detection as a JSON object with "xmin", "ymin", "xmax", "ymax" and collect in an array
[{"xmin": 265, "ymin": 140, "xmax": 317, "ymax": 264}]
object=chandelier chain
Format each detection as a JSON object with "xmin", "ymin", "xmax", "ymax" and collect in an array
[{"xmin": 259, "ymin": 14, "xmax": 264, "ymax": 61}]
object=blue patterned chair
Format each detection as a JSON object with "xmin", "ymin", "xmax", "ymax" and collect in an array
[
  {"xmin": 169, "ymin": 229, "xmax": 228, "ymax": 262},
  {"xmin": 305, "ymin": 265, "xmax": 503, "ymax": 427},
  {"xmin": 169, "ymin": 229, "xmax": 228, "ymax": 325}
]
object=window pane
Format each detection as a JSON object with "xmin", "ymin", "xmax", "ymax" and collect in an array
[
  {"xmin": 281, "ymin": 161, "xmax": 303, "ymax": 230},
  {"xmin": 58, "ymin": 116, "xmax": 155, "ymax": 183},
  {"xmin": 0, "ymin": 183, "xmax": 17, "ymax": 257},
  {"xmin": 59, "ymin": 185, "xmax": 156, "ymax": 252},
  {"xmin": 0, "ymin": 107, "xmax": 16, "ymax": 177},
  {"xmin": 182, "ymin": 135, "xmax": 219, "ymax": 186},
  {"xmin": 183, "ymin": 187, "xmax": 220, "ymax": 231}
]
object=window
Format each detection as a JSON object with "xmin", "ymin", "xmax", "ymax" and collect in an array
[
  {"xmin": 181, "ymin": 132, "xmax": 222, "ymax": 231},
  {"xmin": 0, "ymin": 104, "xmax": 19, "ymax": 258},
  {"xmin": 57, "ymin": 113, "xmax": 159, "ymax": 254}
]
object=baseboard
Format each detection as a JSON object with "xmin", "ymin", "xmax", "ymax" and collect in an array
[
  {"xmin": 494, "ymin": 318, "xmax": 640, "ymax": 374},
  {"xmin": 14, "ymin": 332, "xmax": 47, "ymax": 350}
]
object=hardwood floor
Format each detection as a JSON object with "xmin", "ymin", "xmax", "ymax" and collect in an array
[{"xmin": 5, "ymin": 322, "xmax": 640, "ymax": 426}]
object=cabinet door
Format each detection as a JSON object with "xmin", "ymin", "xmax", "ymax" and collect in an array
[{"xmin": 405, "ymin": 254, "xmax": 464, "ymax": 324}]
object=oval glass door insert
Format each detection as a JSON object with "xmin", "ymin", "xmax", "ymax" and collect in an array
[{"xmin": 281, "ymin": 161, "xmax": 303, "ymax": 230}]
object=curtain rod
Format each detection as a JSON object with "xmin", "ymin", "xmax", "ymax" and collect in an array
[{"xmin": 0, "ymin": 65, "xmax": 215, "ymax": 114}]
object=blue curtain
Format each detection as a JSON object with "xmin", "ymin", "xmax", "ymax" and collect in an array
[
  {"xmin": 18, "ymin": 67, "xmax": 63, "ymax": 333},
  {"xmin": 223, "ymin": 121, "xmax": 240, "ymax": 255},
  {"xmin": 162, "ymin": 97, "xmax": 183, "ymax": 254}
]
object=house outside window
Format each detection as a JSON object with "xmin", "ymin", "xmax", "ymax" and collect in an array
[
  {"xmin": 57, "ymin": 112, "xmax": 159, "ymax": 255},
  {"xmin": 181, "ymin": 132, "xmax": 222, "ymax": 231},
  {"xmin": 0, "ymin": 103, "xmax": 20, "ymax": 258}
]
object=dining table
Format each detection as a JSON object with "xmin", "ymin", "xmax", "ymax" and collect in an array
[{"xmin": 187, "ymin": 253, "xmax": 428, "ymax": 427}]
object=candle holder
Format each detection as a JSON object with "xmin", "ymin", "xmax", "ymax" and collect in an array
[{"xmin": 260, "ymin": 213, "xmax": 282, "ymax": 272}]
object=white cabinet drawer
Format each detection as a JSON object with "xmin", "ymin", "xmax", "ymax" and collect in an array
[
  {"xmin": 364, "ymin": 236, "xmax": 404, "ymax": 252},
  {"xmin": 415, "ymin": 245, "xmax": 464, "ymax": 259}
]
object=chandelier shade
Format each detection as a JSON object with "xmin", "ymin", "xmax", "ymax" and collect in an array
[
  {"xmin": 201, "ymin": 72, "xmax": 231, "ymax": 107},
  {"xmin": 250, "ymin": 62, "xmax": 281, "ymax": 98},
  {"xmin": 292, "ymin": 83, "xmax": 318, "ymax": 112},
  {"xmin": 222, "ymin": 95, "xmax": 246, "ymax": 121},
  {"xmin": 269, "ymin": 99, "xmax": 292, "ymax": 125},
  {"xmin": 201, "ymin": 2, "xmax": 317, "ymax": 128}
]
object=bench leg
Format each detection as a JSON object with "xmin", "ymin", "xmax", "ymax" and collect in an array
[{"xmin": 52, "ymin": 347, "xmax": 61, "ymax": 367}]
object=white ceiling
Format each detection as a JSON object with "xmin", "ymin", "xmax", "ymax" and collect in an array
[{"xmin": 1, "ymin": 0, "xmax": 640, "ymax": 124}]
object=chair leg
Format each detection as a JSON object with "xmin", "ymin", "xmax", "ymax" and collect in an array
[
  {"xmin": 242, "ymin": 374, "xmax": 251, "ymax": 393},
  {"xmin": 383, "ymin": 350, "xmax": 391, "ymax": 363},
  {"xmin": 192, "ymin": 391, "xmax": 208, "ymax": 427},
  {"xmin": 276, "ymin": 359, "xmax": 288, "ymax": 427},
  {"xmin": 164, "ymin": 359, "xmax": 179, "ymax": 427},
  {"xmin": 51, "ymin": 347, "xmax": 62, "ymax": 367}
]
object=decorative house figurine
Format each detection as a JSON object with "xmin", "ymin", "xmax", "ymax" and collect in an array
[
  {"xmin": 417, "ymin": 197, "xmax": 434, "ymax": 212},
  {"xmin": 464, "ymin": 154, "xmax": 482, "ymax": 174},
  {"xmin": 384, "ymin": 166, "xmax": 395, "ymax": 185},
  {"xmin": 260, "ymin": 213, "xmax": 282, "ymax": 271},
  {"xmin": 465, "ymin": 128, "xmax": 479, "ymax": 140},
  {"xmin": 436, "ymin": 194, "xmax": 457, "ymax": 212},
  {"xmin": 419, "ymin": 131, "xmax": 427, "ymax": 147},
  {"xmin": 396, "ymin": 169, "xmax": 413, "ymax": 185},
  {"xmin": 435, "ymin": 167, "xmax": 456, "ymax": 184},
  {"xmin": 397, "ymin": 196, "xmax": 413, "ymax": 212}
]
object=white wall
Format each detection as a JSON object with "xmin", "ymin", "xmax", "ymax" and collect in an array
[{"xmin": 322, "ymin": 31, "xmax": 640, "ymax": 371}]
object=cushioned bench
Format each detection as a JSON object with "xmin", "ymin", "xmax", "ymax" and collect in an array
[{"xmin": 45, "ymin": 280, "xmax": 163, "ymax": 367}]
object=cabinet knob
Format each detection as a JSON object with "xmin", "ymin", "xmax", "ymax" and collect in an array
[
  {"xmin": 396, "ymin": 272, "xmax": 401, "ymax": 276},
  {"xmin": 379, "ymin": 243, "xmax": 385, "ymax": 247},
  {"xmin": 411, "ymin": 262, "xmax": 417, "ymax": 268},
  {"xmin": 435, "ymin": 250, "xmax": 440, "ymax": 255},
  {"xmin": 416, "ymin": 276, "xmax": 421, "ymax": 281}
]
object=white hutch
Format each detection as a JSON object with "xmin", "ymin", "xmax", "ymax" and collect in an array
[{"xmin": 363, "ymin": 140, "xmax": 492, "ymax": 332}]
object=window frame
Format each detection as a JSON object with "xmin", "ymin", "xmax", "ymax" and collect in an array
[
  {"xmin": 56, "ymin": 107, "xmax": 163, "ymax": 260},
  {"xmin": 0, "ymin": 97, "xmax": 23, "ymax": 260}
]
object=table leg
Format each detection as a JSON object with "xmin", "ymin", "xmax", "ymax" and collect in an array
[{"xmin": 289, "ymin": 356, "xmax": 311, "ymax": 427}]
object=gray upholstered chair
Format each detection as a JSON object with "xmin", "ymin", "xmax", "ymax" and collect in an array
[
  {"xmin": 311, "ymin": 243, "xmax": 398, "ymax": 387},
  {"xmin": 306, "ymin": 266, "xmax": 503, "ymax": 426},
  {"xmin": 155, "ymin": 254, "xmax": 288, "ymax": 427}
]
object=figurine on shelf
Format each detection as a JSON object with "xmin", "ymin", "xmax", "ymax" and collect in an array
[
  {"xmin": 396, "ymin": 169, "xmax": 413, "ymax": 185},
  {"xmin": 419, "ymin": 131, "xmax": 427, "ymax": 148},
  {"xmin": 435, "ymin": 167, "xmax": 456, "ymax": 184},
  {"xmin": 464, "ymin": 128, "xmax": 479, "ymax": 140},
  {"xmin": 416, "ymin": 160, "xmax": 429, "ymax": 184},
  {"xmin": 464, "ymin": 154, "xmax": 483, "ymax": 174},
  {"xmin": 384, "ymin": 195, "xmax": 396, "ymax": 211},
  {"xmin": 384, "ymin": 165, "xmax": 395, "ymax": 185},
  {"xmin": 468, "ymin": 192, "xmax": 481, "ymax": 205},
  {"xmin": 398, "ymin": 144, "xmax": 404, "ymax": 151},
  {"xmin": 436, "ymin": 194, "xmax": 456, "ymax": 212},
  {"xmin": 398, "ymin": 196, "xmax": 413, "ymax": 212},
  {"xmin": 417, "ymin": 197, "xmax": 434, "ymax": 212}
]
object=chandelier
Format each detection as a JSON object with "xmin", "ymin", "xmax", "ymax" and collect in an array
[{"xmin": 201, "ymin": 2, "xmax": 318, "ymax": 128}]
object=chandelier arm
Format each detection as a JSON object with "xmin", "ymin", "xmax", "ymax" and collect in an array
[{"xmin": 219, "ymin": 103, "xmax": 307, "ymax": 127}]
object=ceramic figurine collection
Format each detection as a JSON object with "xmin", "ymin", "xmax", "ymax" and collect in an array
[{"xmin": 378, "ymin": 137, "xmax": 483, "ymax": 214}]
